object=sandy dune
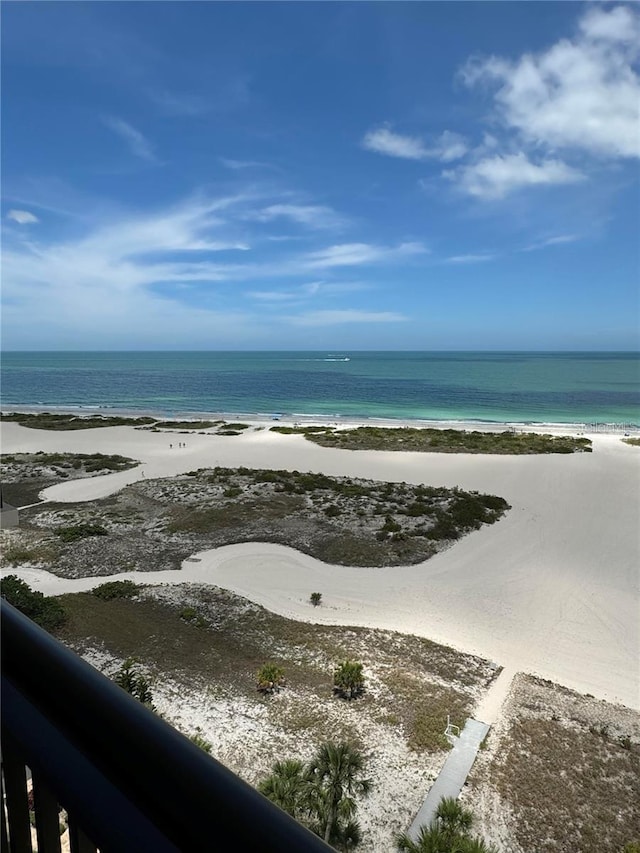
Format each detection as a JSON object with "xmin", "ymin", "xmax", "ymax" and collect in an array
[{"xmin": 2, "ymin": 420, "xmax": 639, "ymax": 710}]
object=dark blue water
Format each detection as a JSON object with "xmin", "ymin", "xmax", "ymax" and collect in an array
[{"xmin": 1, "ymin": 351, "xmax": 638, "ymax": 426}]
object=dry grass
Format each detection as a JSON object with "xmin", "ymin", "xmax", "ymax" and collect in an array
[
  {"xmin": 465, "ymin": 674, "xmax": 640, "ymax": 853},
  {"xmin": 55, "ymin": 583, "xmax": 496, "ymax": 752}
]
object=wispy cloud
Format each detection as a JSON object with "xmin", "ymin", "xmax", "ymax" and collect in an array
[
  {"xmin": 522, "ymin": 234, "xmax": 579, "ymax": 252},
  {"xmin": 2, "ymin": 190, "xmax": 423, "ymax": 348},
  {"xmin": 446, "ymin": 253, "xmax": 497, "ymax": 264},
  {"xmin": 220, "ymin": 157, "xmax": 278, "ymax": 171},
  {"xmin": 362, "ymin": 126, "xmax": 467, "ymax": 162},
  {"xmin": 249, "ymin": 203, "xmax": 348, "ymax": 230},
  {"xmin": 6, "ymin": 209, "xmax": 39, "ymax": 225},
  {"xmin": 289, "ymin": 310, "xmax": 406, "ymax": 326},
  {"xmin": 304, "ymin": 241, "xmax": 426, "ymax": 269},
  {"xmin": 443, "ymin": 152, "xmax": 585, "ymax": 200},
  {"xmin": 245, "ymin": 280, "xmax": 368, "ymax": 303},
  {"xmin": 102, "ymin": 116, "xmax": 158, "ymax": 162}
]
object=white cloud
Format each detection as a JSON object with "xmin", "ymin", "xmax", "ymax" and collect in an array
[
  {"xmin": 245, "ymin": 280, "xmax": 368, "ymax": 302},
  {"xmin": 250, "ymin": 204, "xmax": 347, "ymax": 230},
  {"xmin": 523, "ymin": 234, "xmax": 579, "ymax": 252},
  {"xmin": 362, "ymin": 126, "xmax": 467, "ymax": 162},
  {"xmin": 6, "ymin": 209, "xmax": 39, "ymax": 224},
  {"xmin": 433, "ymin": 131, "xmax": 469, "ymax": 163},
  {"xmin": 460, "ymin": 5, "xmax": 640, "ymax": 159},
  {"xmin": 363, "ymin": 127, "xmax": 430, "ymax": 160},
  {"xmin": 102, "ymin": 116, "xmax": 157, "ymax": 162},
  {"xmin": 446, "ymin": 253, "xmax": 497, "ymax": 264},
  {"xmin": 220, "ymin": 157, "xmax": 276, "ymax": 171},
  {"xmin": 289, "ymin": 310, "xmax": 406, "ymax": 326},
  {"xmin": 443, "ymin": 152, "xmax": 585, "ymax": 199},
  {"xmin": 1, "ymin": 191, "xmax": 424, "ymax": 347},
  {"xmin": 304, "ymin": 241, "xmax": 426, "ymax": 269},
  {"xmin": 579, "ymin": 5, "xmax": 640, "ymax": 44}
]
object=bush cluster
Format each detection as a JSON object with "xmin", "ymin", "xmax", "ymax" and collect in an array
[
  {"xmin": 0, "ymin": 574, "xmax": 66, "ymax": 631},
  {"xmin": 92, "ymin": 580, "xmax": 141, "ymax": 600}
]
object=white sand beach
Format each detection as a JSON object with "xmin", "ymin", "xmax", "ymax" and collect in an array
[{"xmin": 2, "ymin": 419, "xmax": 639, "ymax": 712}]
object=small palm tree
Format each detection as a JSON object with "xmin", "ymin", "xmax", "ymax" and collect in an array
[
  {"xmin": 396, "ymin": 824, "xmax": 448, "ymax": 852},
  {"xmin": 257, "ymin": 662, "xmax": 285, "ymax": 695},
  {"xmin": 435, "ymin": 797, "xmax": 473, "ymax": 838},
  {"xmin": 333, "ymin": 660, "xmax": 365, "ymax": 700},
  {"xmin": 306, "ymin": 741, "xmax": 372, "ymax": 846},
  {"xmin": 114, "ymin": 657, "xmax": 155, "ymax": 709},
  {"xmin": 258, "ymin": 759, "xmax": 309, "ymax": 821},
  {"xmin": 395, "ymin": 797, "xmax": 497, "ymax": 853}
]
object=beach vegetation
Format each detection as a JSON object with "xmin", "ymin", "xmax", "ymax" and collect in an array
[
  {"xmin": 622, "ymin": 437, "xmax": 640, "ymax": 447},
  {"xmin": 258, "ymin": 759, "xmax": 310, "ymax": 822},
  {"xmin": 310, "ymin": 592, "xmax": 322, "ymax": 607},
  {"xmin": 0, "ymin": 451, "xmax": 139, "ymax": 506},
  {"xmin": 469, "ymin": 674, "xmax": 640, "ymax": 853},
  {"xmin": 113, "ymin": 657, "xmax": 155, "ymax": 709},
  {"xmin": 0, "ymin": 574, "xmax": 66, "ymax": 631},
  {"xmin": 55, "ymin": 522, "xmax": 108, "ymax": 542},
  {"xmin": 184, "ymin": 606, "xmax": 206, "ymax": 627},
  {"xmin": 260, "ymin": 742, "xmax": 370, "ymax": 848},
  {"xmin": 271, "ymin": 425, "xmax": 593, "ymax": 454},
  {"xmin": 257, "ymin": 662, "xmax": 286, "ymax": 695},
  {"xmin": 189, "ymin": 730, "xmax": 213, "ymax": 754},
  {"xmin": 333, "ymin": 660, "xmax": 365, "ymax": 700},
  {"xmin": 1, "ymin": 541, "xmax": 60, "ymax": 567},
  {"xmin": 307, "ymin": 741, "xmax": 371, "ymax": 846},
  {"xmin": 153, "ymin": 420, "xmax": 216, "ymax": 429},
  {"xmin": 0, "ymin": 412, "xmax": 156, "ymax": 430},
  {"xmin": 92, "ymin": 580, "xmax": 141, "ymax": 600},
  {"xmin": 396, "ymin": 796, "xmax": 496, "ymax": 852}
]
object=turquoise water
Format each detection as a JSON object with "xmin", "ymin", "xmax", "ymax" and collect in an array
[{"xmin": 1, "ymin": 351, "xmax": 638, "ymax": 426}]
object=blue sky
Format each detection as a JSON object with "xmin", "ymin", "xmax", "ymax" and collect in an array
[{"xmin": 2, "ymin": 1, "xmax": 639, "ymax": 351}]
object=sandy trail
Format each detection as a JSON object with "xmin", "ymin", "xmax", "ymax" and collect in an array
[{"xmin": 2, "ymin": 422, "xmax": 639, "ymax": 711}]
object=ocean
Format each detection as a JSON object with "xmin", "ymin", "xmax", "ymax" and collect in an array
[{"xmin": 1, "ymin": 351, "xmax": 639, "ymax": 428}]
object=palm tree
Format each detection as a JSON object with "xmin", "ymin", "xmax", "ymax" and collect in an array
[
  {"xmin": 333, "ymin": 660, "xmax": 365, "ymax": 700},
  {"xmin": 306, "ymin": 742, "xmax": 371, "ymax": 845},
  {"xmin": 395, "ymin": 797, "xmax": 497, "ymax": 853},
  {"xmin": 396, "ymin": 824, "xmax": 449, "ymax": 852},
  {"xmin": 256, "ymin": 662, "xmax": 285, "ymax": 695},
  {"xmin": 258, "ymin": 758, "xmax": 309, "ymax": 821},
  {"xmin": 434, "ymin": 797, "xmax": 473, "ymax": 838}
]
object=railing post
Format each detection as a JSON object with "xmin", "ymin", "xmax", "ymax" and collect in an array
[
  {"xmin": 0, "ymin": 740, "xmax": 32, "ymax": 853},
  {"xmin": 32, "ymin": 772, "xmax": 62, "ymax": 853}
]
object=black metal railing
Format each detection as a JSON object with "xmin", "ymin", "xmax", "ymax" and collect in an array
[{"xmin": 1, "ymin": 600, "xmax": 333, "ymax": 852}]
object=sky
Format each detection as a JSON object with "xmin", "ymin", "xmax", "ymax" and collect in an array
[{"xmin": 1, "ymin": 1, "xmax": 639, "ymax": 351}]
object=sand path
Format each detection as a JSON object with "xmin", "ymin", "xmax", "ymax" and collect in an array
[{"xmin": 2, "ymin": 422, "xmax": 639, "ymax": 710}]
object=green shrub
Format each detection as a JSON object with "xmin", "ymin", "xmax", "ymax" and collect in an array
[
  {"xmin": 0, "ymin": 574, "xmax": 66, "ymax": 631},
  {"xmin": 113, "ymin": 658, "xmax": 155, "ymax": 709},
  {"xmin": 55, "ymin": 523, "xmax": 108, "ymax": 543},
  {"xmin": 333, "ymin": 660, "xmax": 365, "ymax": 700},
  {"xmin": 257, "ymin": 663, "xmax": 285, "ymax": 695},
  {"xmin": 92, "ymin": 580, "xmax": 140, "ymax": 600},
  {"xmin": 310, "ymin": 592, "xmax": 322, "ymax": 607},
  {"xmin": 189, "ymin": 731, "xmax": 213, "ymax": 754}
]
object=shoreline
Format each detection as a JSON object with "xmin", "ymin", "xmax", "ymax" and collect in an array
[{"xmin": 2, "ymin": 404, "xmax": 638, "ymax": 436}]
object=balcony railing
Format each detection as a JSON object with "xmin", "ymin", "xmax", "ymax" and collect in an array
[{"xmin": 1, "ymin": 600, "xmax": 333, "ymax": 852}]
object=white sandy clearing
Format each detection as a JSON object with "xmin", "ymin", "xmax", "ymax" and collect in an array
[{"xmin": 2, "ymin": 421, "xmax": 639, "ymax": 712}]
